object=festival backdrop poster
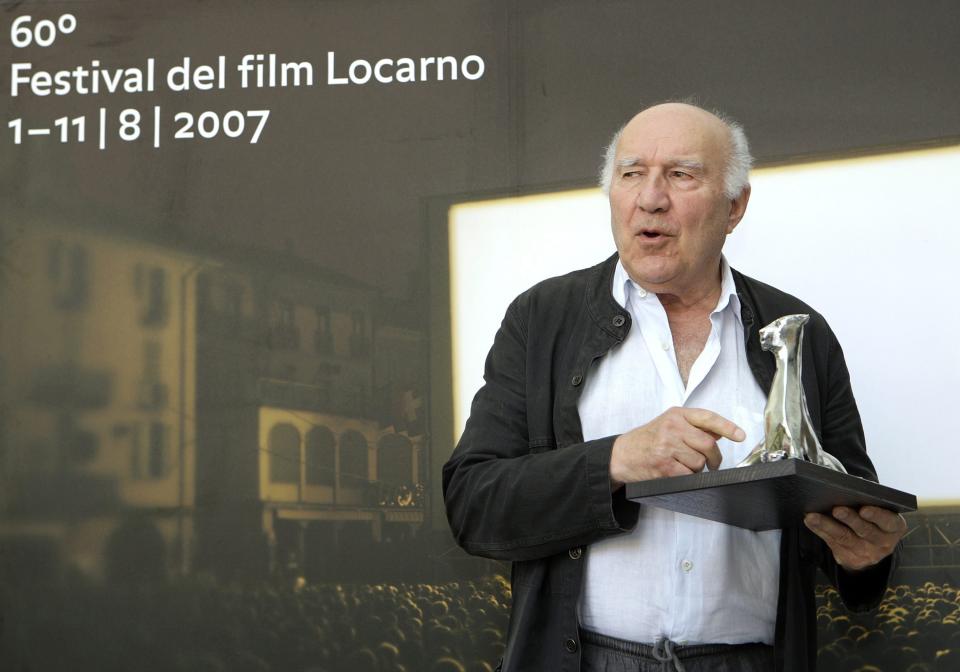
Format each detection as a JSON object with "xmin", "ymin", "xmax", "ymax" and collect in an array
[{"xmin": 1, "ymin": 2, "xmax": 958, "ymax": 671}]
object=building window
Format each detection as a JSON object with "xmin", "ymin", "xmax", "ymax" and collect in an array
[
  {"xmin": 138, "ymin": 341, "xmax": 168, "ymax": 409},
  {"xmin": 148, "ymin": 422, "xmax": 167, "ymax": 478},
  {"xmin": 314, "ymin": 306, "xmax": 333, "ymax": 355},
  {"xmin": 144, "ymin": 341, "xmax": 160, "ymax": 379},
  {"xmin": 47, "ymin": 240, "xmax": 89, "ymax": 310},
  {"xmin": 350, "ymin": 310, "xmax": 369, "ymax": 357},
  {"xmin": 271, "ymin": 300, "xmax": 300, "ymax": 350},
  {"xmin": 134, "ymin": 265, "xmax": 168, "ymax": 327},
  {"xmin": 339, "ymin": 380, "xmax": 368, "ymax": 417},
  {"xmin": 339, "ymin": 430, "xmax": 368, "ymax": 488},
  {"xmin": 268, "ymin": 423, "xmax": 301, "ymax": 484},
  {"xmin": 58, "ymin": 414, "xmax": 99, "ymax": 466},
  {"xmin": 305, "ymin": 426, "xmax": 335, "ymax": 486},
  {"xmin": 132, "ymin": 422, "xmax": 168, "ymax": 479}
]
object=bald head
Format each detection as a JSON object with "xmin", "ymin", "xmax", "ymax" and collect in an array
[
  {"xmin": 600, "ymin": 103, "xmax": 752, "ymax": 199},
  {"xmin": 604, "ymin": 101, "xmax": 753, "ymax": 299}
]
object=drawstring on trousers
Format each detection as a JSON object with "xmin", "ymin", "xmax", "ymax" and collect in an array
[{"xmin": 651, "ymin": 637, "xmax": 686, "ymax": 672}]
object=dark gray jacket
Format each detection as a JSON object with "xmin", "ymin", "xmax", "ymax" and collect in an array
[{"xmin": 443, "ymin": 253, "xmax": 896, "ymax": 672}]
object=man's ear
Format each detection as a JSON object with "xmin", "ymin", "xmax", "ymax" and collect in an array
[{"xmin": 726, "ymin": 184, "xmax": 751, "ymax": 234}]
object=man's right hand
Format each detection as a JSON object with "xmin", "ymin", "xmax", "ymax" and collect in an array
[{"xmin": 609, "ymin": 407, "xmax": 746, "ymax": 489}]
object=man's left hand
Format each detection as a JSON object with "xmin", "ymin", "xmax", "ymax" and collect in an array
[{"xmin": 804, "ymin": 506, "xmax": 907, "ymax": 572}]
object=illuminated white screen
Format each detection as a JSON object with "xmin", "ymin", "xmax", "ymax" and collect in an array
[{"xmin": 449, "ymin": 146, "xmax": 960, "ymax": 505}]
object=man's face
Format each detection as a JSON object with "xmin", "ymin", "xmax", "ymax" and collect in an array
[{"xmin": 609, "ymin": 103, "xmax": 749, "ymax": 296}]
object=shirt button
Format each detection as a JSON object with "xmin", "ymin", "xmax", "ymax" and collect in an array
[
  {"xmin": 681, "ymin": 559, "xmax": 694, "ymax": 572},
  {"xmin": 564, "ymin": 638, "xmax": 578, "ymax": 653},
  {"xmin": 568, "ymin": 547, "xmax": 582, "ymax": 560},
  {"xmin": 571, "ymin": 374, "xmax": 583, "ymax": 386},
  {"xmin": 661, "ymin": 341, "xmax": 671, "ymax": 351},
  {"xmin": 612, "ymin": 315, "xmax": 626, "ymax": 327},
  {"xmin": 637, "ymin": 288, "xmax": 648, "ymax": 298}
]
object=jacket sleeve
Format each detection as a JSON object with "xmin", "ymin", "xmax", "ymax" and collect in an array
[
  {"xmin": 442, "ymin": 298, "xmax": 640, "ymax": 562},
  {"xmin": 810, "ymin": 322, "xmax": 899, "ymax": 611}
]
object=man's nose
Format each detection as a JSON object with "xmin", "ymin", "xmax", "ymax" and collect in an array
[{"xmin": 636, "ymin": 175, "xmax": 669, "ymax": 213}]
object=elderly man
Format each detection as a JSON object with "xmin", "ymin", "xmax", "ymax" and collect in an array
[{"xmin": 442, "ymin": 102, "xmax": 905, "ymax": 672}]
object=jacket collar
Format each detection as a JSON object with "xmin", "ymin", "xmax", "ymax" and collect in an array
[
  {"xmin": 732, "ymin": 268, "xmax": 775, "ymax": 394},
  {"xmin": 585, "ymin": 253, "xmax": 631, "ymax": 341},
  {"xmin": 589, "ymin": 252, "xmax": 748, "ymax": 330},
  {"xmin": 585, "ymin": 253, "xmax": 774, "ymax": 393},
  {"xmin": 611, "ymin": 255, "xmax": 744, "ymax": 326}
]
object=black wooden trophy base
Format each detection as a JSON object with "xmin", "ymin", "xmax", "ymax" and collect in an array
[{"xmin": 625, "ymin": 459, "xmax": 917, "ymax": 531}]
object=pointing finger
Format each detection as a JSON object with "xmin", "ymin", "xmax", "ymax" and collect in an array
[{"xmin": 682, "ymin": 408, "xmax": 746, "ymax": 442}]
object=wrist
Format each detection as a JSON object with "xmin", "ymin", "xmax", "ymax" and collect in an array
[{"xmin": 609, "ymin": 434, "xmax": 628, "ymax": 487}]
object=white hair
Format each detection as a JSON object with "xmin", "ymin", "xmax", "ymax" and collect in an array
[
  {"xmin": 599, "ymin": 105, "xmax": 753, "ymax": 200},
  {"xmin": 722, "ymin": 119, "xmax": 752, "ymax": 200},
  {"xmin": 599, "ymin": 127, "xmax": 624, "ymax": 197}
]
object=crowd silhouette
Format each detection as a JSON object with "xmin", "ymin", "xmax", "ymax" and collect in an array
[
  {"xmin": 816, "ymin": 581, "xmax": 960, "ymax": 671},
  {"xmin": 1, "ymin": 571, "xmax": 509, "ymax": 672},
  {"xmin": 2, "ymin": 570, "xmax": 958, "ymax": 671}
]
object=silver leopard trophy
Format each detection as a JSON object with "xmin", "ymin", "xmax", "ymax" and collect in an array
[{"xmin": 737, "ymin": 314, "xmax": 847, "ymax": 473}]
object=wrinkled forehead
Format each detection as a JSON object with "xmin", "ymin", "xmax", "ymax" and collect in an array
[{"xmin": 616, "ymin": 105, "xmax": 730, "ymax": 166}]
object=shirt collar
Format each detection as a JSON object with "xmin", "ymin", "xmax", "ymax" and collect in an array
[
  {"xmin": 612, "ymin": 255, "xmax": 743, "ymax": 323},
  {"xmin": 717, "ymin": 256, "xmax": 743, "ymax": 324},
  {"xmin": 611, "ymin": 260, "xmax": 632, "ymax": 309}
]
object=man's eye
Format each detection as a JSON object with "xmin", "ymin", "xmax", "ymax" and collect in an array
[
  {"xmin": 622, "ymin": 171, "xmax": 642, "ymax": 178},
  {"xmin": 670, "ymin": 170, "xmax": 692, "ymax": 179}
]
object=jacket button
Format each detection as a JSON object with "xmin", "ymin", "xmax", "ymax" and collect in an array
[
  {"xmin": 612, "ymin": 315, "xmax": 626, "ymax": 327},
  {"xmin": 564, "ymin": 638, "xmax": 578, "ymax": 653},
  {"xmin": 571, "ymin": 374, "xmax": 583, "ymax": 386},
  {"xmin": 568, "ymin": 547, "xmax": 582, "ymax": 560}
]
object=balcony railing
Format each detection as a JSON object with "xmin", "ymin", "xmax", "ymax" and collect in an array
[{"xmin": 257, "ymin": 378, "xmax": 370, "ymax": 418}]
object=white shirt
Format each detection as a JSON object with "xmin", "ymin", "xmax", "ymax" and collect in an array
[{"xmin": 577, "ymin": 258, "xmax": 781, "ymax": 645}]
